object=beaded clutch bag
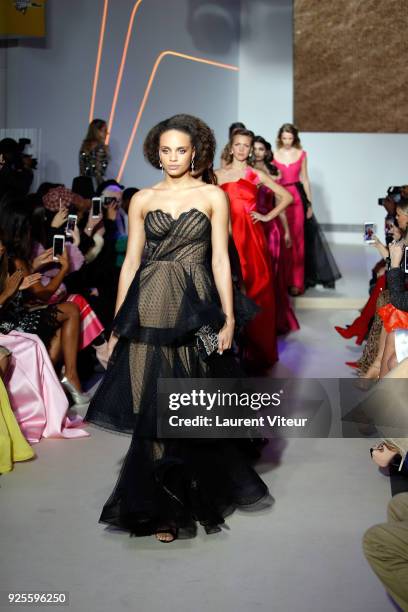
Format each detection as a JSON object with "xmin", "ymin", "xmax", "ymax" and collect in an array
[{"xmin": 195, "ymin": 324, "xmax": 219, "ymax": 360}]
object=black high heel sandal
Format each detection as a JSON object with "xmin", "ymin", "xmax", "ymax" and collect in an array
[{"xmin": 155, "ymin": 528, "xmax": 178, "ymax": 543}]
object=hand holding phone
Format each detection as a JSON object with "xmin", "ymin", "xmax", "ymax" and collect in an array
[
  {"xmin": 65, "ymin": 214, "xmax": 78, "ymax": 236},
  {"xmin": 92, "ymin": 197, "xmax": 102, "ymax": 218},
  {"xmin": 364, "ymin": 222, "xmax": 376, "ymax": 244},
  {"xmin": 53, "ymin": 234, "xmax": 65, "ymax": 261}
]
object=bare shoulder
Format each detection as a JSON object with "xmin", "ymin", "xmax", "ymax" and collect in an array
[
  {"xmin": 128, "ymin": 188, "xmax": 152, "ymax": 214},
  {"xmin": 203, "ymin": 185, "xmax": 228, "ymax": 216}
]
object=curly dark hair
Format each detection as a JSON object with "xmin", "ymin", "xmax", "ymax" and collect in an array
[
  {"xmin": 143, "ymin": 114, "xmax": 216, "ymax": 178},
  {"xmin": 276, "ymin": 123, "xmax": 301, "ymax": 149}
]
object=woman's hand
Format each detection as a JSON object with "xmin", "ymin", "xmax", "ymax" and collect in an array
[
  {"xmin": 107, "ymin": 333, "xmax": 118, "ymax": 358},
  {"xmin": 106, "ymin": 202, "xmax": 118, "ymax": 222},
  {"xmin": 2, "ymin": 270, "xmax": 24, "ymax": 298},
  {"xmin": 389, "ymin": 240, "xmax": 405, "ymax": 268},
  {"xmin": 55, "ymin": 248, "xmax": 70, "ymax": 273},
  {"xmin": 284, "ymin": 230, "xmax": 292, "ymax": 248},
  {"xmin": 217, "ymin": 318, "xmax": 235, "ymax": 355},
  {"xmin": 306, "ymin": 206, "xmax": 313, "ymax": 219},
  {"xmin": 51, "ymin": 207, "xmax": 69, "ymax": 228},
  {"xmin": 32, "ymin": 248, "xmax": 54, "ymax": 271},
  {"xmin": 85, "ymin": 209, "xmax": 103, "ymax": 236},
  {"xmin": 20, "ymin": 273, "xmax": 42, "ymax": 290},
  {"xmin": 371, "ymin": 235, "xmax": 389, "ymax": 259},
  {"xmin": 250, "ymin": 211, "xmax": 270, "ymax": 224}
]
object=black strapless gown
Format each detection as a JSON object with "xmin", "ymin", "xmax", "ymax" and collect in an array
[{"xmin": 86, "ymin": 208, "xmax": 269, "ymax": 537}]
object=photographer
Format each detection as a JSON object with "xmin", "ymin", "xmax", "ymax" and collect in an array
[{"xmin": 0, "ymin": 138, "xmax": 34, "ymax": 200}]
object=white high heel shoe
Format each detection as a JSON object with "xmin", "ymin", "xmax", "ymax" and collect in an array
[{"xmin": 60, "ymin": 376, "xmax": 90, "ymax": 405}]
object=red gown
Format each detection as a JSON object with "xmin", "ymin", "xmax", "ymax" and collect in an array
[{"xmin": 221, "ymin": 177, "xmax": 278, "ymax": 368}]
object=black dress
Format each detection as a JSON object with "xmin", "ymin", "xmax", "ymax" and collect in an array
[
  {"xmin": 296, "ymin": 183, "xmax": 342, "ymax": 289},
  {"xmin": 86, "ymin": 208, "xmax": 270, "ymax": 537}
]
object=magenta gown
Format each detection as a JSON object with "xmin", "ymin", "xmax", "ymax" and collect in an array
[
  {"xmin": 256, "ymin": 186, "xmax": 299, "ymax": 334},
  {"xmin": 273, "ymin": 150, "xmax": 307, "ymax": 293}
]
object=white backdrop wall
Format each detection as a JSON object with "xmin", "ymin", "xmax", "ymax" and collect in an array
[
  {"xmin": 4, "ymin": 0, "xmax": 408, "ymax": 244},
  {"xmin": 238, "ymin": 0, "xmax": 408, "ymax": 244},
  {"xmin": 5, "ymin": 0, "xmax": 241, "ymax": 187}
]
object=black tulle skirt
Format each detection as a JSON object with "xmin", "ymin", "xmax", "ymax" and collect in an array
[
  {"xmin": 86, "ymin": 259, "xmax": 269, "ymax": 537},
  {"xmin": 296, "ymin": 183, "xmax": 342, "ymax": 289}
]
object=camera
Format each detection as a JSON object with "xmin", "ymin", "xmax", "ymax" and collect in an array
[{"xmin": 0, "ymin": 137, "xmax": 38, "ymax": 171}]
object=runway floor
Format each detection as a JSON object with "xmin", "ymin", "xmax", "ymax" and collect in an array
[{"xmin": 1, "ymin": 297, "xmax": 398, "ymax": 612}]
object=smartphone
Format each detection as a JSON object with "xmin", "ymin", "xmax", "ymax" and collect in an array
[
  {"xmin": 364, "ymin": 222, "xmax": 376, "ymax": 244},
  {"xmin": 92, "ymin": 197, "xmax": 102, "ymax": 218},
  {"xmin": 66, "ymin": 214, "xmax": 77, "ymax": 236},
  {"xmin": 53, "ymin": 234, "xmax": 65, "ymax": 260},
  {"xmin": 103, "ymin": 196, "xmax": 117, "ymax": 207},
  {"xmin": 405, "ymin": 247, "xmax": 408, "ymax": 274}
]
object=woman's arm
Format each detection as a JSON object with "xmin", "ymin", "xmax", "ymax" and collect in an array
[
  {"xmin": 15, "ymin": 254, "xmax": 69, "ymax": 303},
  {"xmin": 107, "ymin": 192, "xmax": 146, "ymax": 355},
  {"xmin": 250, "ymin": 169, "xmax": 293, "ymax": 223},
  {"xmin": 210, "ymin": 189, "xmax": 235, "ymax": 352},
  {"xmin": 113, "ymin": 192, "xmax": 146, "ymax": 318},
  {"xmin": 372, "ymin": 235, "xmax": 389, "ymax": 260}
]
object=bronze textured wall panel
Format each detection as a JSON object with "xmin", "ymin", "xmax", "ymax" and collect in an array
[{"xmin": 294, "ymin": 0, "xmax": 408, "ymax": 132}]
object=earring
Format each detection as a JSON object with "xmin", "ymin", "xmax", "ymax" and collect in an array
[
  {"xmin": 191, "ymin": 158, "xmax": 195, "ymax": 171},
  {"xmin": 159, "ymin": 159, "xmax": 164, "ymax": 174}
]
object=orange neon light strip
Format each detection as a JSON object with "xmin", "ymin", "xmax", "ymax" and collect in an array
[
  {"xmin": 117, "ymin": 51, "xmax": 239, "ymax": 181},
  {"xmin": 106, "ymin": 0, "xmax": 144, "ymax": 144},
  {"xmin": 89, "ymin": 0, "xmax": 109, "ymax": 122}
]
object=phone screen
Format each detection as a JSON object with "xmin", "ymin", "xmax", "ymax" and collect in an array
[
  {"xmin": 53, "ymin": 235, "xmax": 65, "ymax": 259},
  {"xmin": 66, "ymin": 214, "xmax": 77, "ymax": 234},
  {"xmin": 364, "ymin": 222, "xmax": 376, "ymax": 244},
  {"xmin": 103, "ymin": 196, "xmax": 116, "ymax": 206},
  {"xmin": 92, "ymin": 197, "xmax": 101, "ymax": 217}
]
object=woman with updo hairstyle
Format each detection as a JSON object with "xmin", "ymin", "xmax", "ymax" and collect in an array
[
  {"xmin": 86, "ymin": 113, "xmax": 271, "ymax": 543},
  {"xmin": 216, "ymin": 128, "xmax": 293, "ymax": 369},
  {"xmin": 274, "ymin": 122, "xmax": 341, "ymax": 295}
]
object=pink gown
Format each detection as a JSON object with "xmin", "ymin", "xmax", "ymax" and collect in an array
[
  {"xmin": 273, "ymin": 150, "xmax": 307, "ymax": 293},
  {"xmin": 256, "ymin": 185, "xmax": 299, "ymax": 334},
  {"xmin": 0, "ymin": 331, "xmax": 89, "ymax": 444}
]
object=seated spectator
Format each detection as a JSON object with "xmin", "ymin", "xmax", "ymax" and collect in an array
[
  {"xmin": 363, "ymin": 493, "xmax": 408, "ymax": 611},
  {"xmin": 0, "ymin": 330, "xmax": 89, "ymax": 443},
  {"xmin": 0, "ymin": 346, "xmax": 35, "ymax": 473},
  {"xmin": 0, "ymin": 199, "xmax": 89, "ymax": 405},
  {"xmin": 97, "ymin": 179, "xmax": 127, "ymax": 237}
]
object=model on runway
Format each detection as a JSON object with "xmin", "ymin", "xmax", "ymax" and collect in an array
[
  {"xmin": 252, "ymin": 135, "xmax": 299, "ymax": 334},
  {"xmin": 273, "ymin": 123, "xmax": 341, "ymax": 294},
  {"xmin": 215, "ymin": 128, "xmax": 293, "ymax": 370},
  {"xmin": 86, "ymin": 115, "xmax": 271, "ymax": 543}
]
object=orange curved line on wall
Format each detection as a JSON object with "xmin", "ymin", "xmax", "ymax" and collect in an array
[
  {"xmin": 116, "ymin": 51, "xmax": 239, "ymax": 182},
  {"xmin": 106, "ymin": 0, "xmax": 144, "ymax": 144},
  {"xmin": 89, "ymin": 0, "xmax": 109, "ymax": 123}
]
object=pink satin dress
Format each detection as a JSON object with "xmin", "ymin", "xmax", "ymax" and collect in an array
[
  {"xmin": 256, "ymin": 185, "xmax": 299, "ymax": 334},
  {"xmin": 273, "ymin": 150, "xmax": 306, "ymax": 293},
  {"xmin": 0, "ymin": 331, "xmax": 89, "ymax": 443}
]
